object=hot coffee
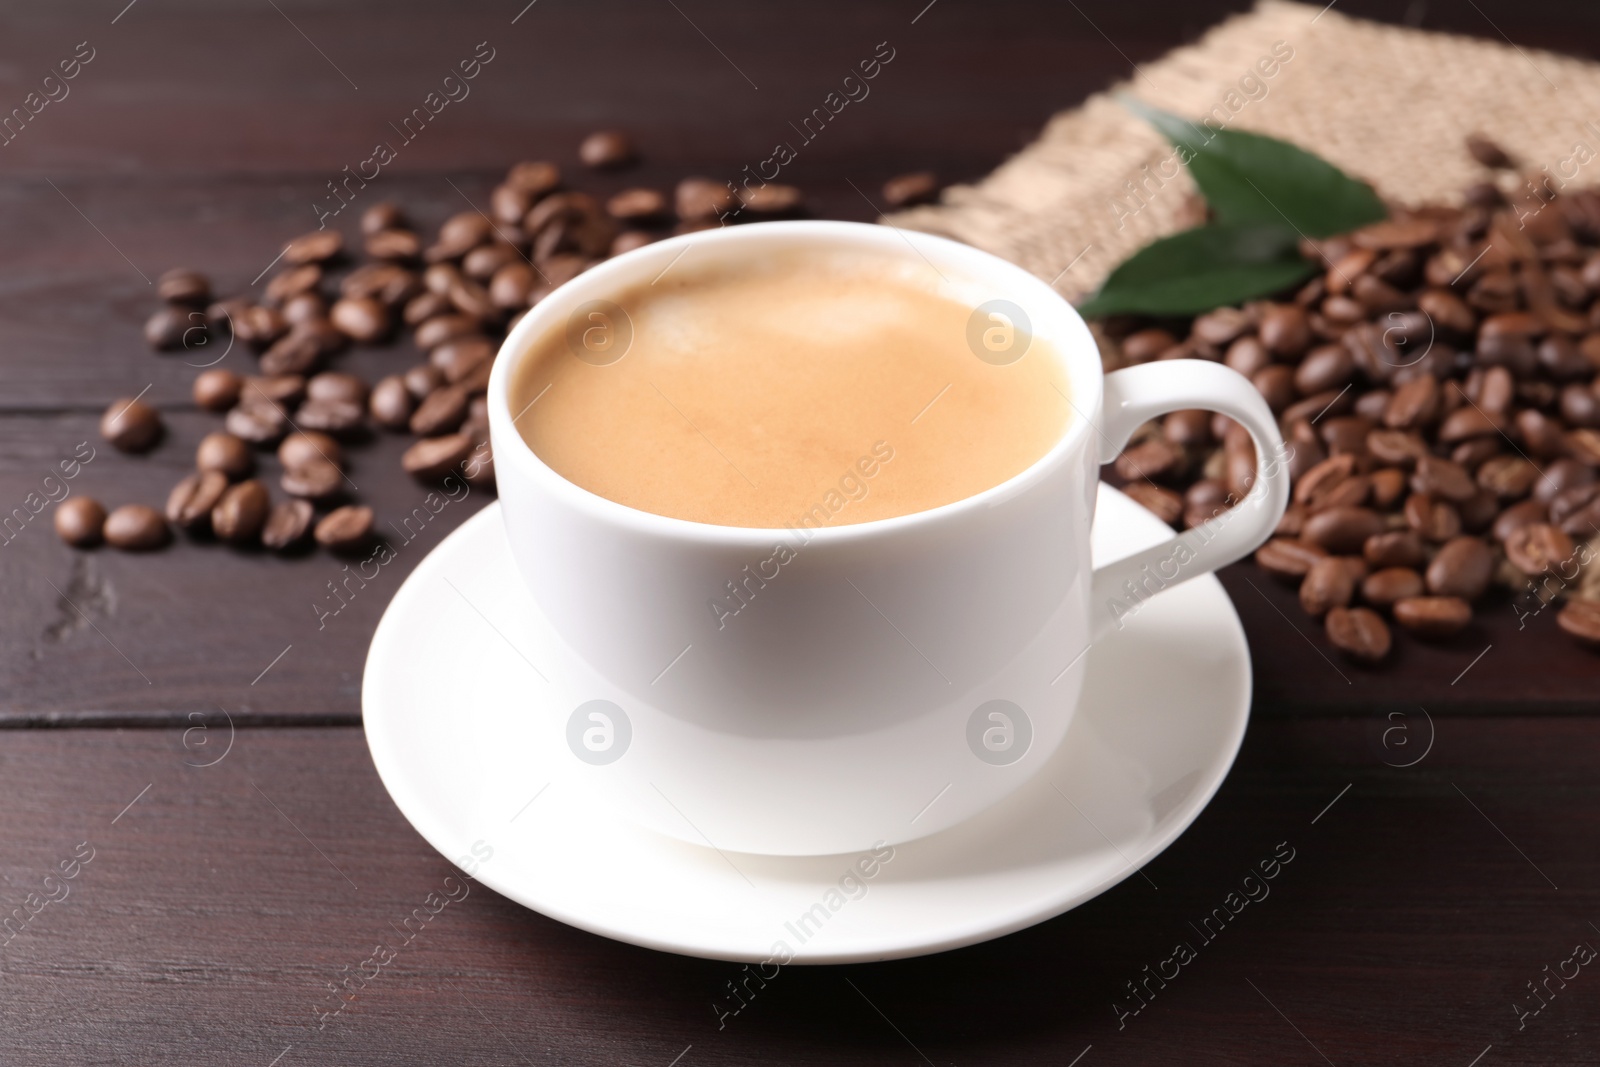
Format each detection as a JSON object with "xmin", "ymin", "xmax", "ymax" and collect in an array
[{"xmin": 508, "ymin": 248, "xmax": 1071, "ymax": 528}]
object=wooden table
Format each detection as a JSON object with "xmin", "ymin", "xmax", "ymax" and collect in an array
[{"xmin": 2, "ymin": 2, "xmax": 1597, "ymax": 1063}]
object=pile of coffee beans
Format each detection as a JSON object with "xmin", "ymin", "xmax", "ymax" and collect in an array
[
  {"xmin": 65, "ymin": 132, "xmax": 938, "ymax": 556},
  {"xmin": 1097, "ymin": 136, "xmax": 1600, "ymax": 661}
]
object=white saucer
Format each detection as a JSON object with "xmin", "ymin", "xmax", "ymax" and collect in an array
[{"xmin": 362, "ymin": 485, "xmax": 1251, "ymax": 963}]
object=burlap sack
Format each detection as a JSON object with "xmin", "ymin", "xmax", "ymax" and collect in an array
[{"xmin": 888, "ymin": 0, "xmax": 1600, "ymax": 304}]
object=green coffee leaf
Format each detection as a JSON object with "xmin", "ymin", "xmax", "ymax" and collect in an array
[
  {"xmin": 1077, "ymin": 222, "xmax": 1314, "ymax": 317},
  {"xmin": 1120, "ymin": 96, "xmax": 1387, "ymax": 238}
]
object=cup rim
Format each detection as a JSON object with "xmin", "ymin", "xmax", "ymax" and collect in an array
[{"xmin": 486, "ymin": 219, "xmax": 1103, "ymax": 546}]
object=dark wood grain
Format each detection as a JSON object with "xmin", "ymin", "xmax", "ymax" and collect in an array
[{"xmin": 0, "ymin": 717, "xmax": 1594, "ymax": 1065}]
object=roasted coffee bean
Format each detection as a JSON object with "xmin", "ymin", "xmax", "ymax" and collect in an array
[
  {"xmin": 1364, "ymin": 529, "xmax": 1426, "ymax": 568},
  {"xmin": 1256, "ymin": 538, "xmax": 1330, "ymax": 580},
  {"xmin": 225, "ymin": 400, "xmax": 289, "ymax": 445},
  {"xmin": 1476, "ymin": 455, "xmax": 1538, "ymax": 499},
  {"xmin": 506, "ymin": 160, "xmax": 561, "ymax": 197},
  {"xmin": 1538, "ymin": 336, "xmax": 1592, "ymax": 380},
  {"xmin": 103, "ymin": 504, "xmax": 169, "ymax": 551},
  {"xmin": 415, "ymin": 313, "xmax": 480, "ymax": 350},
  {"xmin": 211, "ymin": 480, "xmax": 270, "ymax": 544},
  {"xmin": 607, "ymin": 187, "xmax": 667, "ymax": 221},
  {"xmin": 424, "ymin": 262, "xmax": 464, "ymax": 297},
  {"xmin": 259, "ymin": 331, "xmax": 323, "ymax": 377},
  {"xmin": 447, "ymin": 275, "xmax": 497, "ymax": 320},
  {"xmin": 1385, "ymin": 374, "xmax": 1439, "ymax": 429},
  {"xmin": 158, "ymin": 268, "xmax": 210, "ymax": 305},
  {"xmin": 490, "ymin": 184, "xmax": 533, "ymax": 227},
  {"xmin": 242, "ymin": 374, "xmax": 306, "ymax": 407},
  {"xmin": 1192, "ymin": 307, "xmax": 1252, "ymax": 346},
  {"xmin": 675, "ymin": 177, "xmax": 737, "ymax": 221},
  {"xmin": 430, "ymin": 337, "xmax": 495, "ymax": 384},
  {"xmin": 1450, "ymin": 436, "xmax": 1501, "ymax": 470},
  {"xmin": 342, "ymin": 262, "xmax": 420, "ymax": 304},
  {"xmin": 1274, "ymin": 503, "xmax": 1306, "ymax": 537},
  {"xmin": 1251, "ymin": 365, "xmax": 1296, "ymax": 412},
  {"xmin": 144, "ymin": 305, "xmax": 194, "ymax": 350},
  {"xmin": 370, "ymin": 375, "xmax": 415, "ymax": 430},
  {"xmin": 404, "ymin": 291, "xmax": 453, "ymax": 327},
  {"xmin": 401, "ymin": 433, "xmax": 474, "ymax": 480},
  {"xmin": 1320, "ymin": 416, "xmax": 1373, "ymax": 458},
  {"xmin": 1300, "ymin": 556, "xmax": 1354, "ymax": 616},
  {"xmin": 361, "ymin": 202, "xmax": 406, "ymax": 235},
  {"xmin": 1163, "ymin": 409, "xmax": 1212, "ymax": 447},
  {"xmin": 192, "ymin": 368, "xmax": 242, "ymax": 412},
  {"xmin": 402, "ymin": 363, "xmax": 445, "ymax": 401},
  {"xmin": 262, "ymin": 499, "xmax": 315, "ymax": 552},
  {"xmin": 459, "ymin": 344, "xmax": 501, "ymax": 398},
  {"xmin": 315, "ymin": 505, "xmax": 375, "ymax": 552},
  {"xmin": 579, "ymin": 129, "xmax": 635, "ymax": 169},
  {"xmin": 1504, "ymin": 523, "xmax": 1576, "ymax": 575},
  {"xmin": 739, "ymin": 183, "xmax": 805, "ymax": 214},
  {"xmin": 166, "ymin": 469, "xmax": 229, "ymax": 530},
  {"xmin": 1283, "ymin": 389, "xmax": 1351, "ymax": 428},
  {"xmin": 1294, "ymin": 345, "xmax": 1353, "ymax": 396},
  {"xmin": 1393, "ymin": 595, "xmax": 1473, "ymax": 637},
  {"xmin": 1411, "ymin": 455, "xmax": 1477, "ymax": 502},
  {"xmin": 1259, "ymin": 304, "xmax": 1311, "ymax": 357},
  {"xmin": 410, "ymin": 384, "xmax": 469, "ymax": 437},
  {"xmin": 196, "ymin": 432, "xmax": 254, "ymax": 479},
  {"xmin": 1426, "ymin": 535, "xmax": 1494, "ymax": 600},
  {"xmin": 463, "ymin": 242, "xmax": 521, "ymax": 281},
  {"xmin": 295, "ymin": 398, "xmax": 365, "ymax": 437},
  {"xmin": 490, "ymin": 262, "xmax": 540, "ymax": 309},
  {"xmin": 232, "ymin": 304, "xmax": 288, "ymax": 346},
  {"xmin": 329, "ymin": 296, "xmax": 391, "ymax": 343},
  {"xmin": 277, "ymin": 430, "xmax": 343, "ymax": 471},
  {"xmin": 1438, "ymin": 405, "xmax": 1502, "ymax": 442},
  {"xmin": 1123, "ymin": 482, "xmax": 1183, "ymax": 526},
  {"xmin": 281, "ymin": 459, "xmax": 345, "ymax": 503},
  {"xmin": 100, "ymin": 397, "xmax": 163, "ymax": 453},
  {"xmin": 283, "ymin": 230, "xmax": 343, "ymax": 266},
  {"xmin": 1418, "ymin": 287, "xmax": 1476, "ymax": 333},
  {"xmin": 54, "ymin": 496, "xmax": 107, "ymax": 547},
  {"xmin": 365, "ymin": 228, "xmax": 423, "ymax": 261},
  {"xmin": 1493, "ymin": 498, "xmax": 1549, "ymax": 542},
  {"xmin": 1534, "ymin": 457, "xmax": 1595, "ymax": 504},
  {"xmin": 1120, "ymin": 329, "xmax": 1175, "ymax": 364},
  {"xmin": 1557, "ymin": 599, "xmax": 1600, "ymax": 646},
  {"xmin": 1224, "ymin": 335, "xmax": 1270, "ymax": 377},
  {"xmin": 306, "ymin": 372, "xmax": 369, "ymax": 408},
  {"xmin": 1560, "ymin": 382, "xmax": 1600, "ymax": 427},
  {"xmin": 281, "ymin": 291, "xmax": 327, "ymax": 326},
  {"xmin": 1304, "ymin": 506, "xmax": 1385, "ymax": 554},
  {"xmin": 1367, "ymin": 429, "xmax": 1430, "ymax": 466},
  {"xmin": 1326, "ymin": 606, "xmax": 1391, "ymax": 662},
  {"xmin": 431, "ymin": 211, "xmax": 495, "ymax": 260},
  {"xmin": 1404, "ymin": 492, "xmax": 1462, "ymax": 542},
  {"xmin": 1294, "ymin": 454, "xmax": 1356, "ymax": 507},
  {"xmin": 882, "ymin": 171, "xmax": 938, "ymax": 208},
  {"xmin": 1371, "ymin": 468, "xmax": 1408, "ymax": 508},
  {"xmin": 1568, "ymin": 428, "xmax": 1600, "ymax": 466},
  {"xmin": 1550, "ymin": 483, "xmax": 1600, "ymax": 527},
  {"xmin": 264, "ymin": 264, "xmax": 321, "ymax": 306},
  {"xmin": 1362, "ymin": 566, "xmax": 1424, "ymax": 608}
]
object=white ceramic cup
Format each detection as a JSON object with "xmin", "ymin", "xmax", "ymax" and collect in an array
[{"xmin": 487, "ymin": 220, "xmax": 1289, "ymax": 857}]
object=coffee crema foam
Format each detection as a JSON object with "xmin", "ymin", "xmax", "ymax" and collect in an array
[{"xmin": 508, "ymin": 248, "xmax": 1072, "ymax": 529}]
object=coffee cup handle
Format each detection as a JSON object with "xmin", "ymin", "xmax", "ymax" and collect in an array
[{"xmin": 1088, "ymin": 358, "xmax": 1290, "ymax": 639}]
